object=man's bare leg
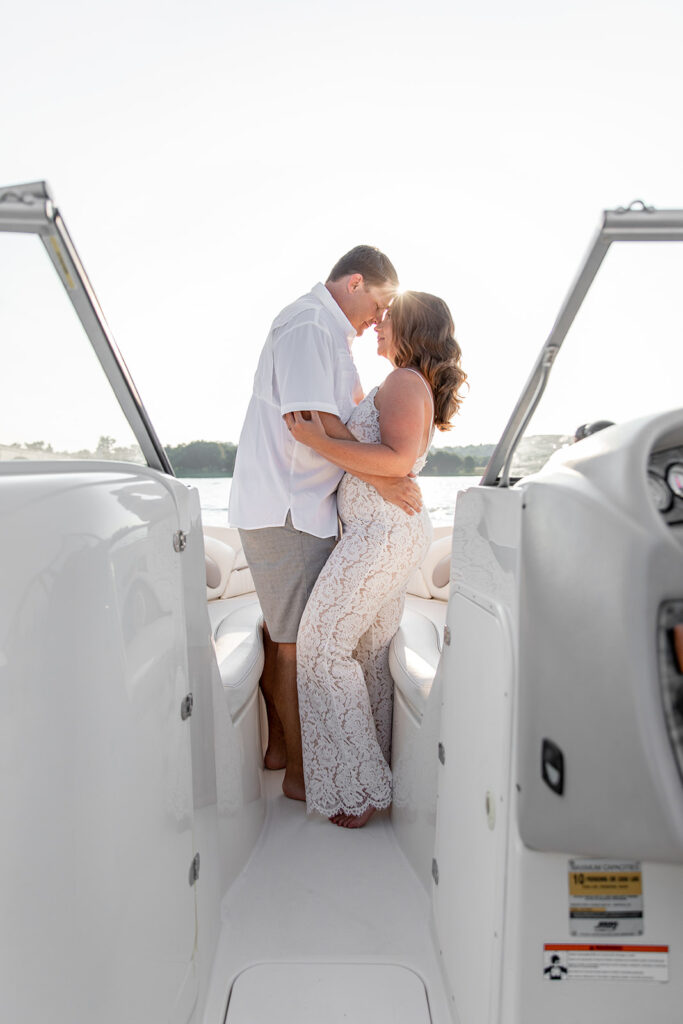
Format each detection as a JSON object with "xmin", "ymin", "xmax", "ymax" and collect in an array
[
  {"xmin": 260, "ymin": 623, "xmax": 286, "ymax": 770},
  {"xmin": 274, "ymin": 641, "xmax": 306, "ymax": 801}
]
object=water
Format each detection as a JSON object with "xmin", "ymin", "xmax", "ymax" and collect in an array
[{"xmin": 180, "ymin": 476, "xmax": 477, "ymax": 528}]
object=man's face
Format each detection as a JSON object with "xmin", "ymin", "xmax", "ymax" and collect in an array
[{"xmin": 344, "ymin": 276, "xmax": 396, "ymax": 336}]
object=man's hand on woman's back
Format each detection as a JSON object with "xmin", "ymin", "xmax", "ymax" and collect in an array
[{"xmin": 371, "ymin": 475, "xmax": 422, "ymax": 515}]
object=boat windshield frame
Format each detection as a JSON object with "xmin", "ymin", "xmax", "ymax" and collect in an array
[
  {"xmin": 481, "ymin": 202, "xmax": 683, "ymax": 487},
  {"xmin": 0, "ymin": 180, "xmax": 174, "ymax": 475}
]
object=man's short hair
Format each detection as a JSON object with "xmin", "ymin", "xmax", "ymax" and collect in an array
[{"xmin": 327, "ymin": 245, "xmax": 399, "ymax": 288}]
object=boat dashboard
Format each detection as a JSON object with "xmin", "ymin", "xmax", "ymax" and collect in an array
[{"xmin": 648, "ymin": 444, "xmax": 683, "ymax": 526}]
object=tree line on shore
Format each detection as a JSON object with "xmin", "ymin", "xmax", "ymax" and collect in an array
[
  {"xmin": 2, "ymin": 436, "xmax": 498, "ymax": 475},
  {"xmin": 165, "ymin": 440, "xmax": 496, "ymax": 476}
]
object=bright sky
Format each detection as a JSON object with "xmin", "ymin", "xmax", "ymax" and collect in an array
[{"xmin": 2, "ymin": 0, "xmax": 683, "ymax": 450}]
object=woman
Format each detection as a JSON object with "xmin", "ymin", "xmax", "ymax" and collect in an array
[{"xmin": 286, "ymin": 291, "xmax": 467, "ymax": 828}]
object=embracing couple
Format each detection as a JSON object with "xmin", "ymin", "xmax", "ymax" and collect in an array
[{"xmin": 229, "ymin": 246, "xmax": 466, "ymax": 828}]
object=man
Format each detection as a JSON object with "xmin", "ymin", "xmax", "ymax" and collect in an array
[{"xmin": 229, "ymin": 245, "xmax": 421, "ymax": 800}]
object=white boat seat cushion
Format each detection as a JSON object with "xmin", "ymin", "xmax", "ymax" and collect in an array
[
  {"xmin": 389, "ymin": 608, "xmax": 442, "ymax": 721},
  {"xmin": 213, "ymin": 600, "xmax": 264, "ymax": 721},
  {"xmin": 421, "ymin": 534, "xmax": 451, "ymax": 599},
  {"xmin": 204, "ymin": 536, "xmax": 237, "ymax": 600},
  {"xmin": 222, "ymin": 565, "xmax": 256, "ymax": 598},
  {"xmin": 406, "ymin": 533, "xmax": 451, "ymax": 600},
  {"xmin": 431, "ymin": 554, "xmax": 450, "ymax": 590},
  {"xmin": 204, "ymin": 528, "xmax": 255, "ymax": 599}
]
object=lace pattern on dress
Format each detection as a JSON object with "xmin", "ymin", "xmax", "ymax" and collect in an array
[{"xmin": 297, "ymin": 388, "xmax": 434, "ymax": 817}]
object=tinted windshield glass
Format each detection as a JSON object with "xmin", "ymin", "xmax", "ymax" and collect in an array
[
  {"xmin": 0, "ymin": 233, "xmax": 144, "ymax": 466},
  {"xmin": 510, "ymin": 241, "xmax": 683, "ymax": 477}
]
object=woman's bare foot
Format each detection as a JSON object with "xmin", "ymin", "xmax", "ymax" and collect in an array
[
  {"xmin": 329, "ymin": 806, "xmax": 377, "ymax": 828},
  {"xmin": 282, "ymin": 771, "xmax": 306, "ymax": 802}
]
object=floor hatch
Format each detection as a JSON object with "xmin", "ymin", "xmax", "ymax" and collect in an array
[{"xmin": 226, "ymin": 962, "xmax": 432, "ymax": 1023}]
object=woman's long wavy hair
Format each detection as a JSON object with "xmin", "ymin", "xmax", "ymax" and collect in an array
[{"xmin": 389, "ymin": 291, "xmax": 467, "ymax": 430}]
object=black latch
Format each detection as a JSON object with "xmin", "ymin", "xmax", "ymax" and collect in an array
[
  {"xmin": 181, "ymin": 693, "xmax": 194, "ymax": 721},
  {"xmin": 189, "ymin": 853, "xmax": 200, "ymax": 886},
  {"xmin": 438, "ymin": 742, "xmax": 446, "ymax": 765},
  {"xmin": 541, "ymin": 738, "xmax": 564, "ymax": 795},
  {"xmin": 431, "ymin": 858, "xmax": 439, "ymax": 885}
]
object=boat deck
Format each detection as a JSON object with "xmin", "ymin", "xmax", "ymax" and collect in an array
[{"xmin": 203, "ymin": 769, "xmax": 452, "ymax": 1023}]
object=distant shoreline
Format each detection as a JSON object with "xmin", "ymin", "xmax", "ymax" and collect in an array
[{"xmin": 178, "ymin": 469, "xmax": 485, "ymax": 479}]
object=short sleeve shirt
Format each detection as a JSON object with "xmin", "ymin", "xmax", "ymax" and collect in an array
[{"xmin": 228, "ymin": 283, "xmax": 362, "ymax": 538}]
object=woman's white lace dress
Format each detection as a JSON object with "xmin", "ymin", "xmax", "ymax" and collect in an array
[{"xmin": 297, "ymin": 386, "xmax": 433, "ymax": 817}]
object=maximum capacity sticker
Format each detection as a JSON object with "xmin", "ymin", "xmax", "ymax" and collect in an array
[
  {"xmin": 568, "ymin": 859, "xmax": 643, "ymax": 936},
  {"xmin": 544, "ymin": 944, "xmax": 668, "ymax": 983}
]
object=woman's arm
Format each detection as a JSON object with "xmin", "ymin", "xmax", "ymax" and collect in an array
[
  {"xmin": 299, "ymin": 411, "xmax": 423, "ymax": 513},
  {"xmin": 286, "ymin": 370, "xmax": 429, "ymax": 478}
]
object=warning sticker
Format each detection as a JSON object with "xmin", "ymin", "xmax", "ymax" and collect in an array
[
  {"xmin": 544, "ymin": 944, "xmax": 668, "ymax": 983},
  {"xmin": 568, "ymin": 859, "xmax": 643, "ymax": 936}
]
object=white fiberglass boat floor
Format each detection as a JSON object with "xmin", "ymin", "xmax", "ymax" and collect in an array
[
  {"xmin": 227, "ymin": 964, "xmax": 430, "ymax": 1023},
  {"xmin": 207, "ymin": 770, "xmax": 452, "ymax": 1023}
]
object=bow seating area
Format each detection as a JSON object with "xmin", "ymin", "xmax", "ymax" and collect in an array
[{"xmin": 203, "ymin": 525, "xmax": 451, "ymax": 727}]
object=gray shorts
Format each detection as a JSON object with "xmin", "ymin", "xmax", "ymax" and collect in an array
[{"xmin": 238, "ymin": 513, "xmax": 336, "ymax": 643}]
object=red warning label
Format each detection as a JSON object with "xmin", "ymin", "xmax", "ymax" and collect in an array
[{"xmin": 543, "ymin": 944, "xmax": 668, "ymax": 982}]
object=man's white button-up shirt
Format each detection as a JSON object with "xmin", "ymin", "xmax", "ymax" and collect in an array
[{"xmin": 229, "ymin": 283, "xmax": 362, "ymax": 538}]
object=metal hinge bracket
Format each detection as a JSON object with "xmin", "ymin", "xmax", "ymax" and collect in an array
[
  {"xmin": 432, "ymin": 858, "xmax": 439, "ymax": 885},
  {"xmin": 173, "ymin": 530, "xmax": 187, "ymax": 553},
  {"xmin": 189, "ymin": 852, "xmax": 200, "ymax": 886},
  {"xmin": 438, "ymin": 742, "xmax": 446, "ymax": 765},
  {"xmin": 443, "ymin": 625, "xmax": 451, "ymax": 646},
  {"xmin": 181, "ymin": 693, "xmax": 194, "ymax": 720}
]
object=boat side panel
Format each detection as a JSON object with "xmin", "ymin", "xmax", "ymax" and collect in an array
[
  {"xmin": 502, "ymin": 832, "xmax": 683, "ymax": 1024},
  {"xmin": 391, "ymin": 685, "xmax": 437, "ymax": 891},
  {"xmin": 172, "ymin": 484, "xmax": 266, "ymax": 903},
  {"xmin": 0, "ymin": 467, "xmax": 197, "ymax": 1023},
  {"xmin": 432, "ymin": 486, "xmax": 523, "ymax": 1024}
]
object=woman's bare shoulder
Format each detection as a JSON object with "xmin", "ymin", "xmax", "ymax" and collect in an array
[{"xmin": 376, "ymin": 367, "xmax": 429, "ymax": 406}]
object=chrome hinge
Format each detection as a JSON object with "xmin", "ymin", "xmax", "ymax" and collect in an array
[
  {"xmin": 443, "ymin": 625, "xmax": 451, "ymax": 646},
  {"xmin": 189, "ymin": 852, "xmax": 200, "ymax": 886},
  {"xmin": 438, "ymin": 742, "xmax": 446, "ymax": 765},
  {"xmin": 173, "ymin": 530, "xmax": 187, "ymax": 553},
  {"xmin": 432, "ymin": 858, "xmax": 439, "ymax": 885},
  {"xmin": 181, "ymin": 693, "xmax": 194, "ymax": 720}
]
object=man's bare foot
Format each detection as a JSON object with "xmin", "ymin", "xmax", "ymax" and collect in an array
[
  {"xmin": 260, "ymin": 681, "xmax": 287, "ymax": 770},
  {"xmin": 263, "ymin": 734, "xmax": 287, "ymax": 771},
  {"xmin": 282, "ymin": 771, "xmax": 306, "ymax": 802},
  {"xmin": 330, "ymin": 806, "xmax": 377, "ymax": 829}
]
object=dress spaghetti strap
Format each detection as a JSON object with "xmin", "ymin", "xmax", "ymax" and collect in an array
[
  {"xmin": 401, "ymin": 367, "xmax": 435, "ymax": 459},
  {"xmin": 403, "ymin": 366, "xmax": 435, "ymax": 416}
]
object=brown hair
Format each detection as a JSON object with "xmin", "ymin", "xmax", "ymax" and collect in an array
[
  {"xmin": 327, "ymin": 245, "xmax": 399, "ymax": 288},
  {"xmin": 389, "ymin": 291, "xmax": 467, "ymax": 431}
]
